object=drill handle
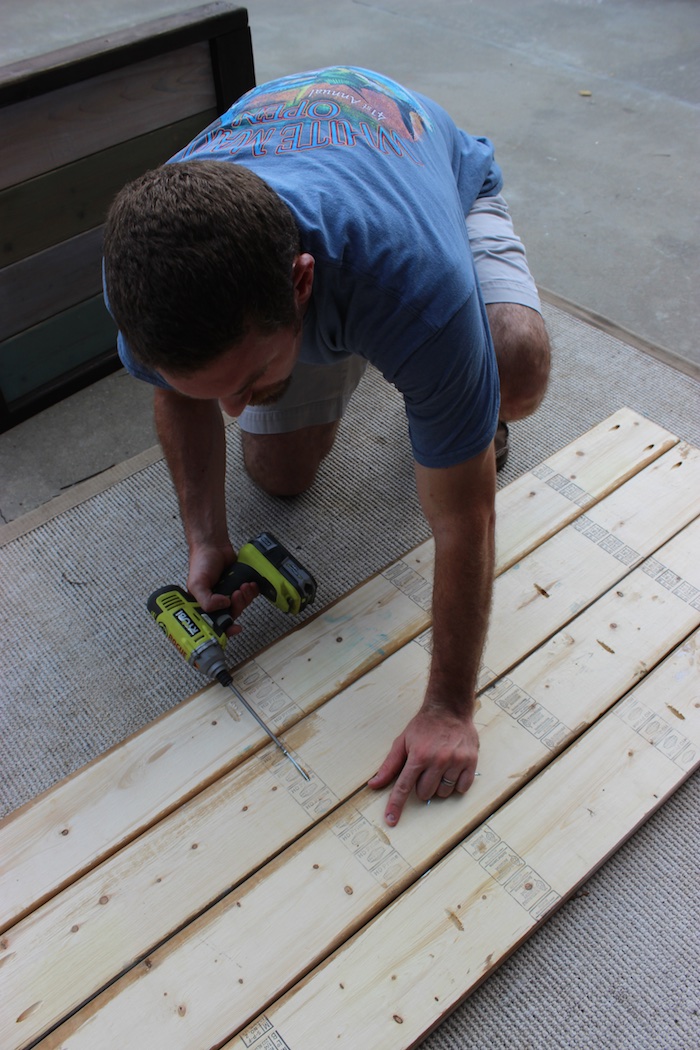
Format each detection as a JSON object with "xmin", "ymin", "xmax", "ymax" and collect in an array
[
  {"xmin": 207, "ymin": 560, "xmax": 277, "ymax": 633},
  {"xmin": 213, "ymin": 562, "xmax": 276, "ymax": 603}
]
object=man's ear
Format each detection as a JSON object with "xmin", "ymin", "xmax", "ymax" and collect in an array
[{"xmin": 293, "ymin": 253, "xmax": 315, "ymax": 307}]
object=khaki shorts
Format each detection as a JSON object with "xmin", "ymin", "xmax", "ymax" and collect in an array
[{"xmin": 239, "ymin": 193, "xmax": 540, "ymax": 435}]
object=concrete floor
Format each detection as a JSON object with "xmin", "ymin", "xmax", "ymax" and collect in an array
[{"xmin": 1, "ymin": 0, "xmax": 699, "ymax": 523}]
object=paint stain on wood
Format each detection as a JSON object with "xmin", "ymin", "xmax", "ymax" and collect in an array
[{"xmin": 666, "ymin": 705, "xmax": 685, "ymax": 720}]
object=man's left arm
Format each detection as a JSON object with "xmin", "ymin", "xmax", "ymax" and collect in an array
[{"xmin": 368, "ymin": 441, "xmax": 496, "ymax": 825}]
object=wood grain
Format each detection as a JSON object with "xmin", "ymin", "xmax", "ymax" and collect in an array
[
  {"xmin": 29, "ymin": 519, "xmax": 700, "ymax": 1050},
  {"xmin": 0, "ymin": 43, "xmax": 215, "ymax": 191},
  {"xmin": 0, "ymin": 229, "xmax": 104, "ymax": 342},
  {"xmin": 229, "ymin": 629, "xmax": 700, "ymax": 1050},
  {"xmin": 4, "ymin": 510, "xmax": 699, "ymax": 1047},
  {"xmin": 0, "ymin": 411, "xmax": 675, "ymax": 935},
  {"xmin": 0, "ymin": 110, "xmax": 216, "ymax": 265}
]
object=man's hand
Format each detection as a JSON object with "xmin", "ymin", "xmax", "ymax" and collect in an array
[
  {"xmin": 154, "ymin": 389, "xmax": 259, "ymax": 635},
  {"xmin": 368, "ymin": 441, "xmax": 495, "ymax": 826},
  {"xmin": 368, "ymin": 705, "xmax": 479, "ymax": 826},
  {"xmin": 188, "ymin": 541, "xmax": 259, "ymax": 637}
]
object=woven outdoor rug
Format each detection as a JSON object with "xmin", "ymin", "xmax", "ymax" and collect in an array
[{"xmin": 1, "ymin": 300, "xmax": 698, "ymax": 1048}]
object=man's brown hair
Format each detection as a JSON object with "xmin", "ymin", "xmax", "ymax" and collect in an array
[{"xmin": 103, "ymin": 160, "xmax": 301, "ymax": 374}]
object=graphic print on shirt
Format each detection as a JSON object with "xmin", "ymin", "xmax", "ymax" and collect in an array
[{"xmin": 178, "ymin": 67, "xmax": 433, "ymax": 165}]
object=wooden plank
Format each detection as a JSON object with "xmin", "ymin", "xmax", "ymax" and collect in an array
[
  {"xmin": 29, "ymin": 518, "xmax": 700, "ymax": 1049},
  {"xmin": 480, "ymin": 441, "xmax": 700, "ymax": 679},
  {"xmin": 6, "ymin": 514, "xmax": 700, "ymax": 1041},
  {"xmin": 0, "ymin": 296, "xmax": 116, "ymax": 403},
  {"xmin": 261, "ymin": 416, "xmax": 685, "ymax": 710},
  {"xmin": 0, "ymin": 43, "xmax": 216, "ymax": 191},
  {"xmin": 0, "ymin": 110, "xmax": 217, "ymax": 265},
  {"xmin": 0, "ymin": 229, "xmax": 104, "ymax": 341},
  {"xmin": 229, "ymin": 630, "xmax": 700, "ymax": 1050},
  {"xmin": 252, "ymin": 408, "xmax": 679, "ymax": 705},
  {"xmin": 0, "ymin": 411, "xmax": 680, "ymax": 932},
  {"xmin": 5, "ymin": 517, "xmax": 700, "ymax": 1049},
  {"xmin": 493, "ymin": 406, "xmax": 677, "ymax": 571}
]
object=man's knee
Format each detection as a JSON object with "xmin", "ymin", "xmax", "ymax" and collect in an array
[
  {"xmin": 241, "ymin": 421, "xmax": 340, "ymax": 497},
  {"xmin": 487, "ymin": 303, "xmax": 551, "ymax": 421}
]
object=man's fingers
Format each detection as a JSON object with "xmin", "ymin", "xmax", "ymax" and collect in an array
[
  {"xmin": 384, "ymin": 762, "xmax": 423, "ymax": 826},
  {"xmin": 435, "ymin": 770, "xmax": 461, "ymax": 798},
  {"xmin": 229, "ymin": 582, "xmax": 259, "ymax": 618},
  {"xmin": 367, "ymin": 736, "xmax": 406, "ymax": 790}
]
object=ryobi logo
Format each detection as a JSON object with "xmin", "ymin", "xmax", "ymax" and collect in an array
[{"xmin": 175, "ymin": 610, "xmax": 200, "ymax": 637}]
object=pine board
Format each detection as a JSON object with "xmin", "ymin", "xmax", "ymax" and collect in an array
[
  {"xmin": 21, "ymin": 511, "xmax": 700, "ymax": 1050},
  {"xmin": 0, "ymin": 410, "xmax": 675, "ymax": 933},
  {"xmin": 229, "ymin": 629, "xmax": 700, "ymax": 1050},
  {"xmin": 1, "ymin": 410, "xmax": 697, "ymax": 1050}
]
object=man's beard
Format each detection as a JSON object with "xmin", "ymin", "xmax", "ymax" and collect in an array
[{"xmin": 247, "ymin": 375, "xmax": 293, "ymax": 406}]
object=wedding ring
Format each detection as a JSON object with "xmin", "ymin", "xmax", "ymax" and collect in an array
[{"xmin": 440, "ymin": 777, "xmax": 456, "ymax": 786}]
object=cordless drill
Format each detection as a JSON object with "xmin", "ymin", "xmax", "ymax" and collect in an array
[{"xmin": 147, "ymin": 532, "xmax": 316, "ymax": 779}]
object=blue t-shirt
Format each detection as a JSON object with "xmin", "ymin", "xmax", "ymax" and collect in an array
[{"xmin": 112, "ymin": 67, "xmax": 502, "ymax": 468}]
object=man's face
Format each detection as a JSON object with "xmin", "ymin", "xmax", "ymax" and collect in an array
[{"xmin": 160, "ymin": 322, "xmax": 302, "ymax": 417}]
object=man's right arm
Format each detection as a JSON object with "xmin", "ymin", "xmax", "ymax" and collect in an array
[{"xmin": 154, "ymin": 388, "xmax": 253, "ymax": 619}]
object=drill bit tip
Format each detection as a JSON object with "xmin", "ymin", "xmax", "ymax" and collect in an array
[{"xmin": 227, "ymin": 682, "xmax": 310, "ymax": 781}]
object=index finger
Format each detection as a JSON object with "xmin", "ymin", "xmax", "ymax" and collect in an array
[{"xmin": 384, "ymin": 760, "xmax": 424, "ymax": 827}]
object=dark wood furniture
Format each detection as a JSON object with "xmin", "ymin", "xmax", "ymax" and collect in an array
[{"xmin": 0, "ymin": 3, "xmax": 255, "ymax": 431}]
